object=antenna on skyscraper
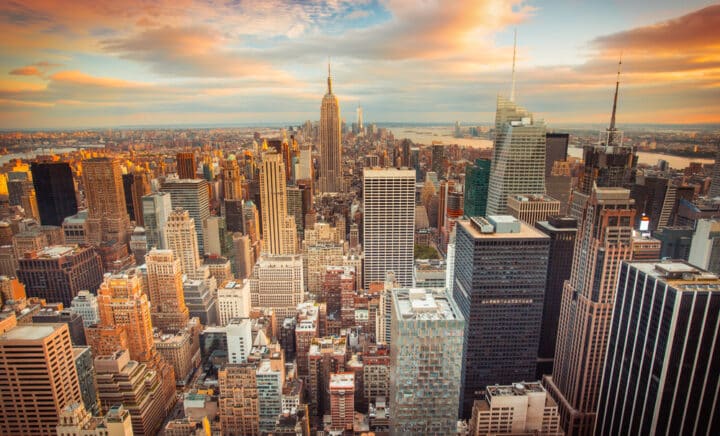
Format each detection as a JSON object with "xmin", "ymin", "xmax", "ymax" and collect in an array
[
  {"xmin": 609, "ymin": 54, "xmax": 622, "ymax": 131},
  {"xmin": 510, "ymin": 29, "xmax": 517, "ymax": 102},
  {"xmin": 327, "ymin": 56, "xmax": 333, "ymax": 94}
]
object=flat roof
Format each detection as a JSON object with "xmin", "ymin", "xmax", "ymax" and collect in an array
[
  {"xmin": 330, "ymin": 372, "xmax": 354, "ymax": 388},
  {"xmin": 459, "ymin": 218, "xmax": 549, "ymax": 240},
  {"xmin": 629, "ymin": 261, "xmax": 720, "ymax": 292},
  {"xmin": 363, "ymin": 167, "xmax": 415, "ymax": 177},
  {"xmin": 35, "ymin": 245, "xmax": 80, "ymax": 258},
  {"xmin": 393, "ymin": 288, "xmax": 461, "ymax": 321},
  {"xmin": 1, "ymin": 324, "xmax": 60, "ymax": 341}
]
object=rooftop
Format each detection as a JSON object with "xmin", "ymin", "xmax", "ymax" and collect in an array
[
  {"xmin": 630, "ymin": 261, "xmax": 720, "ymax": 292},
  {"xmin": 1, "ymin": 324, "xmax": 60, "ymax": 341},
  {"xmin": 487, "ymin": 381, "xmax": 546, "ymax": 397},
  {"xmin": 363, "ymin": 167, "xmax": 415, "ymax": 178},
  {"xmin": 393, "ymin": 288, "xmax": 461, "ymax": 321},
  {"xmin": 509, "ymin": 194, "xmax": 560, "ymax": 203},
  {"xmin": 329, "ymin": 372, "xmax": 355, "ymax": 389},
  {"xmin": 461, "ymin": 217, "xmax": 549, "ymax": 239},
  {"xmin": 32, "ymin": 245, "xmax": 82, "ymax": 259}
]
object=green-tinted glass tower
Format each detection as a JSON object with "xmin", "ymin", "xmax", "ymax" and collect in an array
[{"xmin": 463, "ymin": 158, "xmax": 491, "ymax": 217}]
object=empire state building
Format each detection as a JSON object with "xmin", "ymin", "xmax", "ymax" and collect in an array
[{"xmin": 319, "ymin": 64, "xmax": 343, "ymax": 193}]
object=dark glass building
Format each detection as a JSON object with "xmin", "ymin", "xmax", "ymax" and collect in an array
[
  {"xmin": 545, "ymin": 133, "xmax": 569, "ymax": 177},
  {"xmin": 453, "ymin": 216, "xmax": 549, "ymax": 418},
  {"xmin": 653, "ymin": 226, "xmax": 693, "ymax": 260},
  {"xmin": 32, "ymin": 308, "xmax": 87, "ymax": 346},
  {"xmin": 31, "ymin": 162, "xmax": 78, "ymax": 227},
  {"xmin": 535, "ymin": 216, "xmax": 577, "ymax": 378},
  {"xmin": 597, "ymin": 261, "xmax": 720, "ymax": 436},
  {"xmin": 17, "ymin": 245, "xmax": 104, "ymax": 307},
  {"xmin": 463, "ymin": 158, "xmax": 491, "ymax": 218}
]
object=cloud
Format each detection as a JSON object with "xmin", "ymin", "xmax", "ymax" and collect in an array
[
  {"xmin": 593, "ymin": 5, "xmax": 720, "ymax": 53},
  {"xmin": 10, "ymin": 66, "xmax": 43, "ymax": 76},
  {"xmin": 9, "ymin": 61, "xmax": 62, "ymax": 77}
]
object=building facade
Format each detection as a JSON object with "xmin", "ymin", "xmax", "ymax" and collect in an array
[
  {"xmin": 363, "ymin": 168, "xmax": 415, "ymax": 288},
  {"xmin": 597, "ymin": 261, "xmax": 720, "ymax": 436}
]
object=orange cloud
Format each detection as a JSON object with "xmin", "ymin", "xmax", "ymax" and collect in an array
[{"xmin": 49, "ymin": 70, "xmax": 149, "ymax": 88}]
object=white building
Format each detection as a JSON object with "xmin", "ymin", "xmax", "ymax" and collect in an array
[
  {"xmin": 469, "ymin": 382, "xmax": 562, "ymax": 436},
  {"xmin": 141, "ymin": 192, "xmax": 172, "ymax": 250},
  {"xmin": 688, "ymin": 218, "xmax": 720, "ymax": 274},
  {"xmin": 69, "ymin": 290, "xmax": 99, "ymax": 327},
  {"xmin": 217, "ymin": 280, "xmax": 251, "ymax": 326},
  {"xmin": 389, "ymin": 288, "xmax": 465, "ymax": 434},
  {"xmin": 363, "ymin": 168, "xmax": 415, "ymax": 288},
  {"xmin": 226, "ymin": 318, "xmax": 252, "ymax": 364},
  {"xmin": 249, "ymin": 255, "xmax": 304, "ymax": 319}
]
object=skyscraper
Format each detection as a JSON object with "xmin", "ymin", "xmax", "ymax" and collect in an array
[
  {"xmin": 145, "ymin": 248, "xmax": 190, "ymax": 331},
  {"xmin": 163, "ymin": 209, "xmax": 208, "ymax": 282},
  {"xmin": 142, "ymin": 192, "xmax": 172, "ymax": 250},
  {"xmin": 0, "ymin": 322, "xmax": 83, "ymax": 436},
  {"xmin": 249, "ymin": 255, "xmax": 304, "ymax": 319},
  {"xmin": 319, "ymin": 63, "xmax": 342, "ymax": 193},
  {"xmin": 463, "ymin": 158, "xmax": 491, "ymax": 218},
  {"xmin": 222, "ymin": 157, "xmax": 244, "ymax": 201},
  {"xmin": 543, "ymin": 188, "xmax": 635, "ymax": 435},
  {"xmin": 82, "ymin": 157, "xmax": 132, "ymax": 245},
  {"xmin": 535, "ymin": 216, "xmax": 577, "ymax": 378},
  {"xmin": 96, "ymin": 271, "xmax": 156, "ymax": 363},
  {"xmin": 545, "ymin": 133, "xmax": 569, "ymax": 177},
  {"xmin": 597, "ymin": 261, "xmax": 720, "ymax": 436},
  {"xmin": 453, "ymin": 216, "xmax": 550, "ymax": 417},
  {"xmin": 688, "ymin": 218, "xmax": 720, "ymax": 273},
  {"xmin": 161, "ymin": 178, "xmax": 210, "ymax": 254},
  {"xmin": 31, "ymin": 161, "xmax": 78, "ymax": 227},
  {"xmin": 17, "ymin": 245, "xmax": 104, "ymax": 307},
  {"xmin": 431, "ymin": 144, "xmax": 444, "ymax": 176},
  {"xmin": 389, "ymin": 288, "xmax": 465, "ymax": 434},
  {"xmin": 363, "ymin": 168, "xmax": 415, "ymax": 288},
  {"xmin": 329, "ymin": 373, "xmax": 355, "ymax": 433},
  {"xmin": 176, "ymin": 152, "xmax": 197, "ymax": 179},
  {"xmin": 486, "ymin": 95, "xmax": 547, "ymax": 215},
  {"xmin": 218, "ymin": 363, "xmax": 260, "ymax": 435},
  {"xmin": 259, "ymin": 151, "xmax": 297, "ymax": 255},
  {"xmin": 543, "ymin": 63, "xmax": 639, "ymax": 436},
  {"xmin": 709, "ymin": 144, "xmax": 720, "ymax": 198}
]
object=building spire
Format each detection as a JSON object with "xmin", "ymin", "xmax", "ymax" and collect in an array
[
  {"xmin": 510, "ymin": 29, "xmax": 517, "ymax": 102},
  {"xmin": 327, "ymin": 57, "xmax": 333, "ymax": 94},
  {"xmin": 609, "ymin": 54, "xmax": 622, "ymax": 132}
]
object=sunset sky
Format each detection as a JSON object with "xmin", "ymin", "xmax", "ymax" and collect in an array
[{"xmin": 1, "ymin": 0, "xmax": 719, "ymax": 129}]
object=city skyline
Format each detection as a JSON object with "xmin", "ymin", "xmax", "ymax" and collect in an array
[{"xmin": 1, "ymin": 1, "xmax": 719, "ymax": 129}]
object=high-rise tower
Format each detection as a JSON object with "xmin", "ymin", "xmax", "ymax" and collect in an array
[
  {"xmin": 543, "ymin": 63, "xmax": 638, "ymax": 436},
  {"xmin": 319, "ymin": 63, "xmax": 342, "ymax": 193},
  {"xmin": 259, "ymin": 152, "xmax": 297, "ymax": 255},
  {"xmin": 31, "ymin": 161, "xmax": 78, "ymax": 227},
  {"xmin": 0, "ymin": 323, "xmax": 83, "ymax": 436},
  {"xmin": 363, "ymin": 168, "xmax": 415, "ymax": 288},
  {"xmin": 145, "ymin": 248, "xmax": 190, "ymax": 331},
  {"xmin": 453, "ymin": 216, "xmax": 550, "ymax": 417},
  {"xmin": 596, "ymin": 261, "xmax": 720, "ymax": 436},
  {"xmin": 83, "ymin": 157, "xmax": 131, "ymax": 245},
  {"xmin": 161, "ymin": 178, "xmax": 210, "ymax": 254},
  {"xmin": 486, "ymin": 35, "xmax": 546, "ymax": 215},
  {"xmin": 164, "ymin": 209, "xmax": 203, "ymax": 279}
]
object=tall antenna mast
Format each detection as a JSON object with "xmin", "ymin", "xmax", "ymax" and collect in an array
[
  {"xmin": 510, "ymin": 29, "xmax": 517, "ymax": 102},
  {"xmin": 609, "ymin": 54, "xmax": 622, "ymax": 132},
  {"xmin": 327, "ymin": 57, "xmax": 333, "ymax": 94}
]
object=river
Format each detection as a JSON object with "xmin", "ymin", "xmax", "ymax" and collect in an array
[{"xmin": 388, "ymin": 127, "xmax": 712, "ymax": 170}]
